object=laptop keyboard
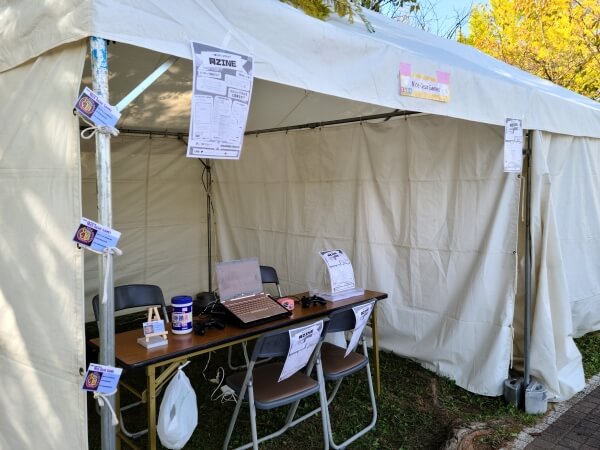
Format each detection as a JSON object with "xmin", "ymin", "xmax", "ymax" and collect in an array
[{"xmin": 227, "ymin": 294, "xmax": 280, "ymax": 316}]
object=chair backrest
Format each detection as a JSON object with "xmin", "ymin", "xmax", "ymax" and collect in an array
[
  {"xmin": 252, "ymin": 319, "xmax": 328, "ymax": 361},
  {"xmin": 260, "ymin": 265, "xmax": 283, "ymax": 297},
  {"xmin": 92, "ymin": 284, "xmax": 169, "ymax": 322},
  {"xmin": 327, "ymin": 306, "xmax": 360, "ymax": 333}
]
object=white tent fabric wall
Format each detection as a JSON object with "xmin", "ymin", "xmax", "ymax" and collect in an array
[
  {"xmin": 513, "ymin": 131, "xmax": 600, "ymax": 401},
  {"xmin": 214, "ymin": 115, "xmax": 521, "ymax": 396},
  {"xmin": 531, "ymin": 133, "xmax": 600, "ymax": 338},
  {"xmin": 0, "ymin": 42, "xmax": 88, "ymax": 449},
  {"xmin": 80, "ymin": 136, "xmax": 210, "ymax": 321}
]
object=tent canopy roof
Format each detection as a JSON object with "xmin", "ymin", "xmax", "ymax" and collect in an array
[{"xmin": 2, "ymin": 0, "xmax": 600, "ymax": 137}]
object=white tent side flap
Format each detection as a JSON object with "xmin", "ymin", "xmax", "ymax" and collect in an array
[
  {"xmin": 515, "ymin": 130, "xmax": 600, "ymax": 401},
  {"xmin": 0, "ymin": 41, "xmax": 87, "ymax": 450}
]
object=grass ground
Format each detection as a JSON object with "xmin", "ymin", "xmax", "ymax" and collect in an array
[{"xmin": 86, "ymin": 322, "xmax": 600, "ymax": 450}]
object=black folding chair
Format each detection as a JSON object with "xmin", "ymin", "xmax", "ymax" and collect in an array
[{"xmin": 92, "ymin": 284, "xmax": 170, "ymax": 440}]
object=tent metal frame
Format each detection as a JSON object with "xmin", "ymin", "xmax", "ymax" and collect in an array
[
  {"xmin": 90, "ymin": 38, "xmax": 182, "ymax": 450},
  {"xmin": 90, "ymin": 36, "xmax": 116, "ymax": 450},
  {"xmin": 90, "ymin": 37, "xmax": 538, "ymax": 450}
]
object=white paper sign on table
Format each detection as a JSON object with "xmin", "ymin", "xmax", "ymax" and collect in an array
[{"xmin": 319, "ymin": 249, "xmax": 356, "ymax": 293}]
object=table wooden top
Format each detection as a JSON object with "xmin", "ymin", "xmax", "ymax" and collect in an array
[{"xmin": 89, "ymin": 290, "xmax": 387, "ymax": 370}]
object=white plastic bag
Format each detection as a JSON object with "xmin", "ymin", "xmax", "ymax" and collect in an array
[{"xmin": 157, "ymin": 368, "xmax": 198, "ymax": 449}]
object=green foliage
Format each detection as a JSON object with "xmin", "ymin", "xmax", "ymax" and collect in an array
[
  {"xmin": 575, "ymin": 331, "xmax": 600, "ymax": 379},
  {"xmin": 281, "ymin": 0, "xmax": 376, "ymax": 32},
  {"xmin": 281, "ymin": 0, "xmax": 330, "ymax": 19},
  {"xmin": 360, "ymin": 0, "xmax": 419, "ymax": 13},
  {"xmin": 462, "ymin": 0, "xmax": 600, "ymax": 100}
]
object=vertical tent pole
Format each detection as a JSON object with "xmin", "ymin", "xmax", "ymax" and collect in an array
[
  {"xmin": 523, "ymin": 132, "xmax": 532, "ymax": 390},
  {"xmin": 207, "ymin": 161, "xmax": 212, "ymax": 292},
  {"xmin": 90, "ymin": 36, "xmax": 116, "ymax": 450}
]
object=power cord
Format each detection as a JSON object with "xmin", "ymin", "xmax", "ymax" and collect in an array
[
  {"xmin": 209, "ymin": 368, "xmax": 237, "ymax": 403},
  {"xmin": 201, "ymin": 353, "xmax": 235, "ymax": 402}
]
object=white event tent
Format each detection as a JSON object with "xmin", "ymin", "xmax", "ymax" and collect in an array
[{"xmin": 2, "ymin": 1, "xmax": 600, "ymax": 448}]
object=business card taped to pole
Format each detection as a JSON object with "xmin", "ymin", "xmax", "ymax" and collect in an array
[
  {"xmin": 81, "ymin": 363, "xmax": 122, "ymax": 394},
  {"xmin": 74, "ymin": 86, "xmax": 121, "ymax": 128},
  {"xmin": 73, "ymin": 217, "xmax": 121, "ymax": 253}
]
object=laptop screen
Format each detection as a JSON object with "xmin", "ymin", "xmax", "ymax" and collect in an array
[{"xmin": 216, "ymin": 257, "xmax": 263, "ymax": 301}]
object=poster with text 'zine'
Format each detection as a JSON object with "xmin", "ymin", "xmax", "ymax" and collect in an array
[{"xmin": 187, "ymin": 42, "xmax": 253, "ymax": 160}]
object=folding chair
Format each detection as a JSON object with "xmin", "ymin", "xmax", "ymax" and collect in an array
[
  {"xmin": 227, "ymin": 265, "xmax": 283, "ymax": 370},
  {"xmin": 258, "ymin": 265, "xmax": 283, "ymax": 297},
  {"xmin": 222, "ymin": 320, "xmax": 330, "ymax": 450},
  {"xmin": 289, "ymin": 304, "xmax": 378, "ymax": 449},
  {"xmin": 320, "ymin": 305, "xmax": 377, "ymax": 448},
  {"xmin": 92, "ymin": 284, "xmax": 170, "ymax": 440}
]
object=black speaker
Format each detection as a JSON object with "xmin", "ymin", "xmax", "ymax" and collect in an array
[{"xmin": 194, "ymin": 291, "xmax": 217, "ymax": 315}]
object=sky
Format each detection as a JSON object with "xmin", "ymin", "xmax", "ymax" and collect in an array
[{"xmin": 411, "ymin": 0, "xmax": 490, "ymax": 37}]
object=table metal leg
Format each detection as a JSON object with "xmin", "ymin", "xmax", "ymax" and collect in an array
[
  {"xmin": 147, "ymin": 365, "xmax": 157, "ymax": 450},
  {"xmin": 371, "ymin": 304, "xmax": 381, "ymax": 397}
]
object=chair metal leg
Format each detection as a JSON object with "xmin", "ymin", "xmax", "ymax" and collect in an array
[
  {"xmin": 119, "ymin": 401, "xmax": 148, "ymax": 439},
  {"xmin": 315, "ymin": 355, "xmax": 330, "ymax": 450},
  {"xmin": 328, "ymin": 340, "xmax": 378, "ymax": 450},
  {"xmin": 247, "ymin": 382, "xmax": 258, "ymax": 450},
  {"xmin": 227, "ymin": 343, "xmax": 249, "ymax": 371},
  {"xmin": 223, "ymin": 367, "xmax": 252, "ymax": 450}
]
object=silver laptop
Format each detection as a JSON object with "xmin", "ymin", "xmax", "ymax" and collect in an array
[{"xmin": 216, "ymin": 257, "xmax": 290, "ymax": 327}]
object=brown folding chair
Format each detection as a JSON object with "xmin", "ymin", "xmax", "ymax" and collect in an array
[{"xmin": 222, "ymin": 319, "xmax": 330, "ymax": 450}]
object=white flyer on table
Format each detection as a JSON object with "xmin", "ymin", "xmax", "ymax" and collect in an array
[
  {"xmin": 319, "ymin": 249, "xmax": 356, "ymax": 293},
  {"xmin": 504, "ymin": 118, "xmax": 523, "ymax": 173},
  {"xmin": 279, "ymin": 320, "xmax": 323, "ymax": 382},
  {"xmin": 345, "ymin": 301, "xmax": 375, "ymax": 357},
  {"xmin": 187, "ymin": 41, "xmax": 253, "ymax": 160}
]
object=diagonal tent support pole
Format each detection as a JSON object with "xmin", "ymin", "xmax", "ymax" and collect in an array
[
  {"xmin": 90, "ymin": 36, "xmax": 117, "ymax": 450},
  {"xmin": 115, "ymin": 56, "xmax": 178, "ymax": 112}
]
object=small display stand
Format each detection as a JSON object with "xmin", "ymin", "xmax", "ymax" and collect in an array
[
  {"xmin": 137, "ymin": 307, "xmax": 169, "ymax": 348},
  {"xmin": 316, "ymin": 249, "xmax": 364, "ymax": 302}
]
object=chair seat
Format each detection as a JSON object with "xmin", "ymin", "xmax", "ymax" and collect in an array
[
  {"xmin": 321, "ymin": 342, "xmax": 368, "ymax": 380},
  {"xmin": 227, "ymin": 363, "xmax": 319, "ymax": 410}
]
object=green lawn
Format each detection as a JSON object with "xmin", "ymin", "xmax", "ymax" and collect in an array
[{"xmin": 86, "ymin": 323, "xmax": 600, "ymax": 450}]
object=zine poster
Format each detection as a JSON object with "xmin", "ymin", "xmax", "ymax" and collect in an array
[{"xmin": 187, "ymin": 42, "xmax": 254, "ymax": 160}]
